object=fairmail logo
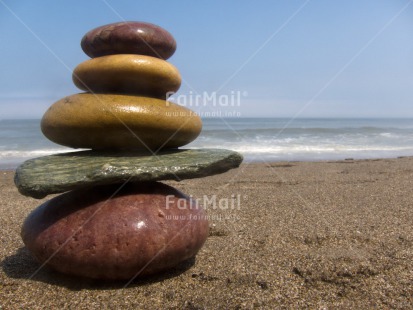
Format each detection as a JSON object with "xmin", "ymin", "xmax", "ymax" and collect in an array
[{"xmin": 165, "ymin": 194, "xmax": 242, "ymax": 210}]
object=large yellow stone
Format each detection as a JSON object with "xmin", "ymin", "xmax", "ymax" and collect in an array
[
  {"xmin": 72, "ymin": 55, "xmax": 181, "ymax": 99},
  {"xmin": 41, "ymin": 93, "xmax": 202, "ymax": 151}
]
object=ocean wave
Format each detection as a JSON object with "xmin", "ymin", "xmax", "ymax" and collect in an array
[
  {"xmin": 2, "ymin": 118, "xmax": 413, "ymax": 166},
  {"xmin": 0, "ymin": 149, "xmax": 74, "ymax": 158},
  {"xmin": 189, "ymin": 144, "xmax": 413, "ymax": 153}
]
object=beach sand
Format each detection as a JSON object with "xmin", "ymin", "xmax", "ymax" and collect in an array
[{"xmin": 1, "ymin": 157, "xmax": 412, "ymax": 309}]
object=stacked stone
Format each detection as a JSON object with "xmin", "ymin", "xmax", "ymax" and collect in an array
[
  {"xmin": 42, "ymin": 21, "xmax": 200, "ymax": 151},
  {"xmin": 14, "ymin": 22, "xmax": 242, "ymax": 280}
]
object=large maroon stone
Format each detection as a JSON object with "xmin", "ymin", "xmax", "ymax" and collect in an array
[
  {"xmin": 21, "ymin": 182, "xmax": 209, "ymax": 280},
  {"xmin": 81, "ymin": 21, "xmax": 177, "ymax": 59}
]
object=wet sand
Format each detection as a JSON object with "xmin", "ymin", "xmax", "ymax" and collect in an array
[{"xmin": 1, "ymin": 157, "xmax": 413, "ymax": 309}]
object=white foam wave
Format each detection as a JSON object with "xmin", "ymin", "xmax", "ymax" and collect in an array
[
  {"xmin": 0, "ymin": 149, "xmax": 75, "ymax": 159},
  {"xmin": 187, "ymin": 143, "xmax": 413, "ymax": 161},
  {"xmin": 0, "ymin": 148, "xmax": 86, "ymax": 169}
]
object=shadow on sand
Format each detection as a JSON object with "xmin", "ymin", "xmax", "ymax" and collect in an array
[{"xmin": 1, "ymin": 247, "xmax": 195, "ymax": 290}]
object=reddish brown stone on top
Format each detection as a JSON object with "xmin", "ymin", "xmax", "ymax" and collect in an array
[{"xmin": 81, "ymin": 21, "xmax": 177, "ymax": 59}]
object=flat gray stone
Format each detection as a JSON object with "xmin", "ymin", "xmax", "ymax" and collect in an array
[{"xmin": 15, "ymin": 148, "xmax": 243, "ymax": 199}]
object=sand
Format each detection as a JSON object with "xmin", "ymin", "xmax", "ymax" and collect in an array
[{"xmin": 1, "ymin": 157, "xmax": 412, "ymax": 309}]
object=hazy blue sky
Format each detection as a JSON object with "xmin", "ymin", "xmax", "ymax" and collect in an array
[{"xmin": 0, "ymin": 0, "xmax": 412, "ymax": 118}]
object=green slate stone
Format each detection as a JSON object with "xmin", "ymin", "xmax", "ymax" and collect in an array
[{"xmin": 14, "ymin": 149, "xmax": 243, "ymax": 199}]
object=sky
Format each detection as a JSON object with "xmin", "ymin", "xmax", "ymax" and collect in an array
[{"xmin": 0, "ymin": 0, "xmax": 413, "ymax": 119}]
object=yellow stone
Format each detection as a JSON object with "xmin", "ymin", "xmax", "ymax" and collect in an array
[
  {"xmin": 41, "ymin": 93, "xmax": 202, "ymax": 151},
  {"xmin": 72, "ymin": 55, "xmax": 181, "ymax": 99}
]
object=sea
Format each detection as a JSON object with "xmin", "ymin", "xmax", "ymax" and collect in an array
[{"xmin": 1, "ymin": 118, "xmax": 413, "ymax": 169}]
